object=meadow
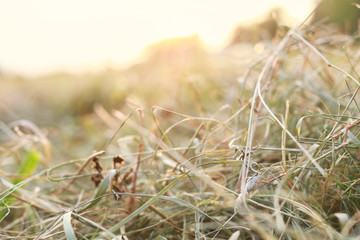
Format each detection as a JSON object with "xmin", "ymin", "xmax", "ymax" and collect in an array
[{"xmin": 0, "ymin": 23, "xmax": 359, "ymax": 239}]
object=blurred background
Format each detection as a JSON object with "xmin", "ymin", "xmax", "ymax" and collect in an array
[
  {"xmin": 0, "ymin": 0, "xmax": 314, "ymax": 76},
  {"xmin": 1, "ymin": 0, "xmax": 359, "ymax": 159}
]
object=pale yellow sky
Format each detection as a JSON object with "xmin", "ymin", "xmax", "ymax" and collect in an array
[{"xmin": 0, "ymin": 0, "xmax": 313, "ymax": 76}]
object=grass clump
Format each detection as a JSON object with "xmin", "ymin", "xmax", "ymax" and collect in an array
[{"xmin": 0, "ymin": 25, "xmax": 360, "ymax": 239}]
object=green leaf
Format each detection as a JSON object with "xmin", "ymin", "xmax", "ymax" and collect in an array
[
  {"xmin": 0, "ymin": 150, "xmax": 41, "ymax": 219},
  {"xmin": 14, "ymin": 150, "xmax": 40, "ymax": 185}
]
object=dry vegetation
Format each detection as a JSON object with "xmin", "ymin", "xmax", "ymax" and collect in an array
[{"xmin": 0, "ymin": 23, "xmax": 360, "ymax": 239}]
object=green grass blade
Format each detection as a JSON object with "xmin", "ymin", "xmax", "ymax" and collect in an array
[
  {"xmin": 14, "ymin": 150, "xmax": 40, "ymax": 185},
  {"xmin": 0, "ymin": 150, "xmax": 41, "ymax": 219},
  {"xmin": 196, "ymin": 200, "xmax": 221, "ymax": 207}
]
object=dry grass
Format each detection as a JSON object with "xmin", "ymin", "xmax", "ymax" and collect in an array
[{"xmin": 0, "ymin": 24, "xmax": 360, "ymax": 239}]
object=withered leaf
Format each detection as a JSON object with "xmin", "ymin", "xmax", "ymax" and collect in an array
[
  {"xmin": 91, "ymin": 172, "xmax": 104, "ymax": 187},
  {"xmin": 92, "ymin": 157, "xmax": 103, "ymax": 172},
  {"xmin": 113, "ymin": 156, "xmax": 125, "ymax": 169}
]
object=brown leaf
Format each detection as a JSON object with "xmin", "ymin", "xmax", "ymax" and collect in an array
[
  {"xmin": 91, "ymin": 172, "xmax": 104, "ymax": 187},
  {"xmin": 113, "ymin": 156, "xmax": 125, "ymax": 169},
  {"xmin": 92, "ymin": 157, "xmax": 103, "ymax": 172}
]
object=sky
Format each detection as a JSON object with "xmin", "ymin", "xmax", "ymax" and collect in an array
[{"xmin": 0, "ymin": 0, "xmax": 314, "ymax": 76}]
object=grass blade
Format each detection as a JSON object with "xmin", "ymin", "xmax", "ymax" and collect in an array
[
  {"xmin": 77, "ymin": 169, "xmax": 116, "ymax": 212},
  {"xmin": 96, "ymin": 170, "xmax": 192, "ymax": 238},
  {"xmin": 0, "ymin": 150, "xmax": 41, "ymax": 219},
  {"xmin": 63, "ymin": 211, "xmax": 77, "ymax": 240}
]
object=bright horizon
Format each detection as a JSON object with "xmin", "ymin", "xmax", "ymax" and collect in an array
[{"xmin": 0, "ymin": 0, "xmax": 313, "ymax": 76}]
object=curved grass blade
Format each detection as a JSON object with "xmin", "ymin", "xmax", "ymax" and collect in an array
[
  {"xmin": 63, "ymin": 211, "xmax": 77, "ymax": 240},
  {"xmin": 47, "ymin": 159, "xmax": 85, "ymax": 182},
  {"xmin": 228, "ymin": 230, "xmax": 240, "ymax": 240}
]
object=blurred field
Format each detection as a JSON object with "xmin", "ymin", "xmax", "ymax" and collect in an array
[{"xmin": 0, "ymin": 22, "xmax": 360, "ymax": 239}]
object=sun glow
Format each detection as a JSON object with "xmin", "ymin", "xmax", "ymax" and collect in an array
[{"xmin": 0, "ymin": 0, "xmax": 313, "ymax": 75}]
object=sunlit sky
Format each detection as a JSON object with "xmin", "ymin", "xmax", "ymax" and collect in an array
[{"xmin": 0, "ymin": 0, "xmax": 314, "ymax": 76}]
